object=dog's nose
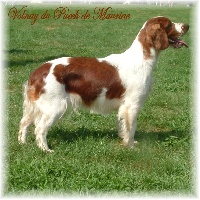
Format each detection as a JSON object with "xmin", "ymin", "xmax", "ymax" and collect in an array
[{"xmin": 185, "ymin": 24, "xmax": 189, "ymax": 30}]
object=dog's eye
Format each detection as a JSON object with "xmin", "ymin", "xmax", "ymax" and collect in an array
[{"xmin": 166, "ymin": 22, "xmax": 172, "ymax": 29}]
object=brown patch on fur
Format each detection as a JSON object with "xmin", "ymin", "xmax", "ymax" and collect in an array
[
  {"xmin": 27, "ymin": 63, "xmax": 52, "ymax": 101},
  {"xmin": 138, "ymin": 17, "xmax": 189, "ymax": 58},
  {"xmin": 138, "ymin": 17, "xmax": 192, "ymax": 59},
  {"xmin": 138, "ymin": 17, "xmax": 172, "ymax": 59},
  {"xmin": 53, "ymin": 58, "xmax": 125, "ymax": 106}
]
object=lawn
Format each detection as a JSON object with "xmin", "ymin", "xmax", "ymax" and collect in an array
[{"xmin": 4, "ymin": 3, "xmax": 195, "ymax": 196}]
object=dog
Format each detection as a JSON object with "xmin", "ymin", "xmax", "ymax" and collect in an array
[{"xmin": 18, "ymin": 16, "xmax": 189, "ymax": 152}]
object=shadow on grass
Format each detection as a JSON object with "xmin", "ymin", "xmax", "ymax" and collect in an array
[
  {"xmin": 6, "ymin": 49, "xmax": 69, "ymax": 68},
  {"xmin": 49, "ymin": 127, "xmax": 118, "ymax": 144},
  {"xmin": 135, "ymin": 130, "xmax": 187, "ymax": 143},
  {"xmin": 48, "ymin": 126, "xmax": 187, "ymax": 146}
]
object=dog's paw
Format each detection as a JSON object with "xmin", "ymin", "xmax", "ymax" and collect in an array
[
  {"xmin": 18, "ymin": 133, "xmax": 26, "ymax": 144},
  {"xmin": 46, "ymin": 149, "xmax": 54, "ymax": 153}
]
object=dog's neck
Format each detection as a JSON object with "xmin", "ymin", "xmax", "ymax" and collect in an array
[
  {"xmin": 103, "ymin": 34, "xmax": 160, "ymax": 70},
  {"xmin": 124, "ymin": 35, "xmax": 160, "ymax": 63},
  {"xmin": 117, "ymin": 37, "xmax": 159, "ymax": 72}
]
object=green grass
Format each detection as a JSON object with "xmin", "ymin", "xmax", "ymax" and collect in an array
[{"xmin": 5, "ymin": 4, "xmax": 194, "ymax": 196}]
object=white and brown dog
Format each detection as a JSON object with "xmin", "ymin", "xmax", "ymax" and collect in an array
[{"xmin": 18, "ymin": 16, "xmax": 189, "ymax": 152}]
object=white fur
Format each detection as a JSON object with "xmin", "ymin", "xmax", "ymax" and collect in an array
[
  {"xmin": 174, "ymin": 23, "xmax": 185, "ymax": 35},
  {"xmin": 18, "ymin": 17, "xmax": 187, "ymax": 152}
]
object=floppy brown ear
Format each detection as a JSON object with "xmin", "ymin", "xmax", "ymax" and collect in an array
[{"xmin": 146, "ymin": 24, "xmax": 169, "ymax": 50}]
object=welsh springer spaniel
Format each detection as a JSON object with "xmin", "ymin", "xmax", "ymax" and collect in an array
[{"xmin": 18, "ymin": 16, "xmax": 189, "ymax": 152}]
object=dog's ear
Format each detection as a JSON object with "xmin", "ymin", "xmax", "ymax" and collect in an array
[{"xmin": 146, "ymin": 23, "xmax": 169, "ymax": 50}]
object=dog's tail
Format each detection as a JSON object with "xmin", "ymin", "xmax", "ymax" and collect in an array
[
  {"xmin": 22, "ymin": 81, "xmax": 34, "ymax": 114},
  {"xmin": 23, "ymin": 81, "xmax": 45, "ymax": 127},
  {"xmin": 18, "ymin": 81, "xmax": 36, "ymax": 143}
]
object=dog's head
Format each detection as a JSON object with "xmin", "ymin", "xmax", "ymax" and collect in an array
[{"xmin": 138, "ymin": 16, "xmax": 189, "ymax": 51}]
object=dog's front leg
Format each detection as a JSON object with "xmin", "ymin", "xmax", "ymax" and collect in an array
[{"xmin": 117, "ymin": 104, "xmax": 140, "ymax": 147}]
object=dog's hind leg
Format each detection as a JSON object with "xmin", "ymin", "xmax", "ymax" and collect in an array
[
  {"xmin": 34, "ymin": 114, "xmax": 56, "ymax": 153},
  {"xmin": 18, "ymin": 111, "xmax": 34, "ymax": 144},
  {"xmin": 34, "ymin": 99, "xmax": 67, "ymax": 152}
]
